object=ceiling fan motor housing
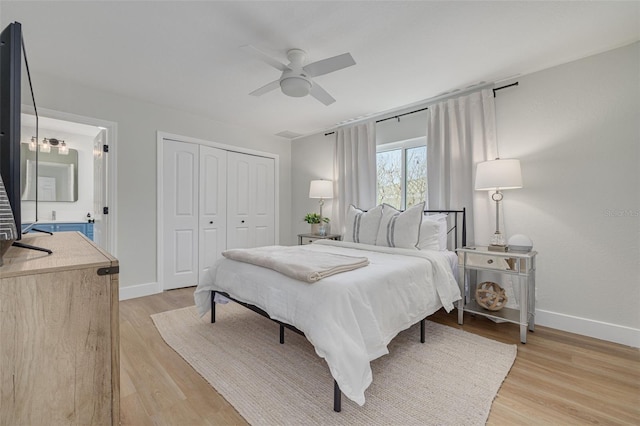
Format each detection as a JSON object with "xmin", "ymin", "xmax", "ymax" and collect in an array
[{"xmin": 280, "ymin": 49, "xmax": 312, "ymax": 97}]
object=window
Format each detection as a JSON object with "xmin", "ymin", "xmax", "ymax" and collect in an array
[{"xmin": 376, "ymin": 137, "xmax": 427, "ymax": 210}]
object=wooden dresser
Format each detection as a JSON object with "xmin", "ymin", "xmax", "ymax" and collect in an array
[{"xmin": 0, "ymin": 232, "xmax": 119, "ymax": 425}]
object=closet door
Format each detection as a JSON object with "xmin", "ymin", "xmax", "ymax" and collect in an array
[
  {"xmin": 199, "ymin": 145, "xmax": 227, "ymax": 279},
  {"xmin": 227, "ymin": 152, "xmax": 275, "ymax": 249},
  {"xmin": 162, "ymin": 140, "xmax": 199, "ymax": 290}
]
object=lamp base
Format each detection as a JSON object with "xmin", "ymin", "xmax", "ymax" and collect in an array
[{"xmin": 488, "ymin": 244, "xmax": 508, "ymax": 252}]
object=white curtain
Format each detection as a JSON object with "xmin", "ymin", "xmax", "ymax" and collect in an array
[
  {"xmin": 332, "ymin": 121, "xmax": 377, "ymax": 234},
  {"xmin": 427, "ymin": 88, "xmax": 496, "ymax": 245}
]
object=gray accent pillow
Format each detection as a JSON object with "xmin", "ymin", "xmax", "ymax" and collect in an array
[
  {"xmin": 343, "ymin": 204, "xmax": 383, "ymax": 245},
  {"xmin": 376, "ymin": 202, "xmax": 425, "ymax": 249}
]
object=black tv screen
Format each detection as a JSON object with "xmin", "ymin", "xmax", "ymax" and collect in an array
[{"xmin": 0, "ymin": 21, "xmax": 22, "ymax": 240}]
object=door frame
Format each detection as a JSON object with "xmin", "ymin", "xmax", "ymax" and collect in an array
[
  {"xmin": 156, "ymin": 131, "xmax": 280, "ymax": 291},
  {"xmin": 22, "ymin": 106, "xmax": 118, "ymax": 256}
]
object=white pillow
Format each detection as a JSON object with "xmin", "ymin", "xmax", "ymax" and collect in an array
[
  {"xmin": 376, "ymin": 202, "xmax": 425, "ymax": 249},
  {"xmin": 343, "ymin": 204, "xmax": 383, "ymax": 245},
  {"xmin": 419, "ymin": 213, "xmax": 448, "ymax": 251}
]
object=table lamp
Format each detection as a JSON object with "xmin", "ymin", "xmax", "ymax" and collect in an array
[
  {"xmin": 475, "ymin": 158, "xmax": 522, "ymax": 251},
  {"xmin": 309, "ymin": 180, "xmax": 333, "ymax": 234}
]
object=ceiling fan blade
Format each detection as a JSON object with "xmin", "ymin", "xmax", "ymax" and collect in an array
[
  {"xmin": 249, "ymin": 79, "xmax": 280, "ymax": 96},
  {"xmin": 241, "ymin": 45, "xmax": 290, "ymax": 72},
  {"xmin": 309, "ymin": 83, "xmax": 336, "ymax": 106},
  {"xmin": 303, "ymin": 53, "xmax": 356, "ymax": 78}
]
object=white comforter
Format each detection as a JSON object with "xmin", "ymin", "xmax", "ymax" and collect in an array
[{"xmin": 194, "ymin": 240, "xmax": 461, "ymax": 406}]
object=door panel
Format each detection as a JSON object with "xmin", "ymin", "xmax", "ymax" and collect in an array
[
  {"xmin": 252, "ymin": 156, "xmax": 275, "ymax": 245},
  {"xmin": 175, "ymin": 152, "xmax": 196, "ymax": 216},
  {"xmin": 163, "ymin": 140, "xmax": 199, "ymax": 290},
  {"xmin": 174, "ymin": 229, "xmax": 195, "ymax": 273},
  {"xmin": 227, "ymin": 152, "xmax": 275, "ymax": 249},
  {"xmin": 199, "ymin": 146, "xmax": 227, "ymax": 279}
]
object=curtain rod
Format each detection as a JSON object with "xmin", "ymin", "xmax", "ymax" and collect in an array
[{"xmin": 324, "ymin": 82, "xmax": 519, "ymax": 136}]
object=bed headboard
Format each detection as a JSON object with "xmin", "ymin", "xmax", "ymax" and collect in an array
[{"xmin": 423, "ymin": 208, "xmax": 466, "ymax": 250}]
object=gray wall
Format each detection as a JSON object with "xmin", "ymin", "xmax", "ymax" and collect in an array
[{"xmin": 291, "ymin": 43, "xmax": 640, "ymax": 346}]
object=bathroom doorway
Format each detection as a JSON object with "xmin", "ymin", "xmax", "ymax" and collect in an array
[{"xmin": 21, "ymin": 109, "xmax": 117, "ymax": 255}]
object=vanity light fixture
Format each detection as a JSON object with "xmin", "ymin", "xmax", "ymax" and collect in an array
[
  {"xmin": 28, "ymin": 136, "xmax": 37, "ymax": 151},
  {"xmin": 40, "ymin": 137, "xmax": 51, "ymax": 153},
  {"xmin": 58, "ymin": 140, "xmax": 69, "ymax": 155}
]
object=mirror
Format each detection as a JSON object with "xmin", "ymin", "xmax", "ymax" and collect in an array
[{"xmin": 20, "ymin": 142, "xmax": 78, "ymax": 202}]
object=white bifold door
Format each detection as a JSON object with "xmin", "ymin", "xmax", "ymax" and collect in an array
[
  {"xmin": 227, "ymin": 151, "xmax": 275, "ymax": 249},
  {"xmin": 161, "ymin": 139, "xmax": 275, "ymax": 290}
]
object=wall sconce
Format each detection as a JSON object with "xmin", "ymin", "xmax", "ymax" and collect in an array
[{"xmin": 475, "ymin": 158, "xmax": 523, "ymax": 251}]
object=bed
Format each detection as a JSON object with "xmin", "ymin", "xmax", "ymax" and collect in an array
[{"xmin": 194, "ymin": 208, "xmax": 466, "ymax": 411}]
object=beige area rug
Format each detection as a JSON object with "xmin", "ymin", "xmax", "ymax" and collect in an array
[{"xmin": 151, "ymin": 303, "xmax": 516, "ymax": 425}]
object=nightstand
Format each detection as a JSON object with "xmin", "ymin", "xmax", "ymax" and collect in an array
[
  {"xmin": 456, "ymin": 247, "xmax": 537, "ymax": 343},
  {"xmin": 297, "ymin": 233, "xmax": 341, "ymax": 245}
]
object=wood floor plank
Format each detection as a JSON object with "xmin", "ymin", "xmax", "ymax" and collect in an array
[{"xmin": 119, "ymin": 287, "xmax": 640, "ymax": 425}]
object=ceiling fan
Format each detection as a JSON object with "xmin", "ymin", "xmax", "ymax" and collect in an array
[{"xmin": 242, "ymin": 45, "xmax": 356, "ymax": 106}]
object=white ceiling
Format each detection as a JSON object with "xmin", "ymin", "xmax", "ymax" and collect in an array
[{"xmin": 3, "ymin": 1, "xmax": 639, "ymax": 139}]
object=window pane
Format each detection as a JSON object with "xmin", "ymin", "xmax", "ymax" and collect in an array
[
  {"xmin": 376, "ymin": 149, "xmax": 402, "ymax": 209},
  {"xmin": 405, "ymin": 146, "xmax": 426, "ymax": 208}
]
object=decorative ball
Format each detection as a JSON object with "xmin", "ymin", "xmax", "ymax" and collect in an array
[{"xmin": 475, "ymin": 281, "xmax": 508, "ymax": 311}]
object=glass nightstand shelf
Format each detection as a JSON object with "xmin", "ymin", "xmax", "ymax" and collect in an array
[{"xmin": 456, "ymin": 247, "xmax": 537, "ymax": 343}]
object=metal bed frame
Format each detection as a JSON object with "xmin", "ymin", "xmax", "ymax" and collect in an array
[{"xmin": 208, "ymin": 208, "xmax": 466, "ymax": 412}]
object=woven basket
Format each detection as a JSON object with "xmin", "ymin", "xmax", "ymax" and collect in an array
[{"xmin": 475, "ymin": 281, "xmax": 508, "ymax": 311}]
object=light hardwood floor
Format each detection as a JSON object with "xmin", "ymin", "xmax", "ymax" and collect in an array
[{"xmin": 120, "ymin": 287, "xmax": 639, "ymax": 425}]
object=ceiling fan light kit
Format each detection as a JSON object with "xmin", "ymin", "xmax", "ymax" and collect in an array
[
  {"xmin": 242, "ymin": 45, "xmax": 355, "ymax": 105},
  {"xmin": 280, "ymin": 76, "xmax": 311, "ymax": 97}
]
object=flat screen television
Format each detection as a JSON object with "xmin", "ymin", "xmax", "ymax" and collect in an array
[
  {"xmin": 0, "ymin": 22, "xmax": 22, "ymax": 239},
  {"xmin": 0, "ymin": 21, "xmax": 51, "ymax": 254}
]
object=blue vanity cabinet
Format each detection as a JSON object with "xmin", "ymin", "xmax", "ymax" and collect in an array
[{"xmin": 22, "ymin": 222, "xmax": 94, "ymax": 240}]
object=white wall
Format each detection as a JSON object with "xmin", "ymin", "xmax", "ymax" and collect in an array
[
  {"xmin": 29, "ymin": 72, "xmax": 292, "ymax": 296},
  {"xmin": 291, "ymin": 43, "xmax": 639, "ymax": 347},
  {"xmin": 494, "ymin": 43, "xmax": 639, "ymax": 346},
  {"xmin": 291, "ymin": 132, "xmax": 335, "ymax": 239}
]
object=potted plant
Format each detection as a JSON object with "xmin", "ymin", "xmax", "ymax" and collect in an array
[{"xmin": 304, "ymin": 213, "xmax": 330, "ymax": 235}]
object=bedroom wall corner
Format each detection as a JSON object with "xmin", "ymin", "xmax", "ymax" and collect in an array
[{"xmin": 291, "ymin": 132, "xmax": 335, "ymax": 242}]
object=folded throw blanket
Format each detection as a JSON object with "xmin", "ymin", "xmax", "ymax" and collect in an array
[{"xmin": 222, "ymin": 245, "xmax": 369, "ymax": 283}]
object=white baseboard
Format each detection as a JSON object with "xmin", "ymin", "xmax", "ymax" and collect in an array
[
  {"xmin": 119, "ymin": 281, "xmax": 161, "ymax": 301},
  {"xmin": 536, "ymin": 309, "xmax": 640, "ymax": 348}
]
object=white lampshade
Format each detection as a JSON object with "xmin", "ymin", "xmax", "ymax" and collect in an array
[
  {"xmin": 475, "ymin": 158, "xmax": 523, "ymax": 191},
  {"xmin": 309, "ymin": 180, "xmax": 334, "ymax": 199}
]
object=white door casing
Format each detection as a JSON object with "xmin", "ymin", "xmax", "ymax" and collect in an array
[{"xmin": 92, "ymin": 129, "xmax": 107, "ymax": 250}]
